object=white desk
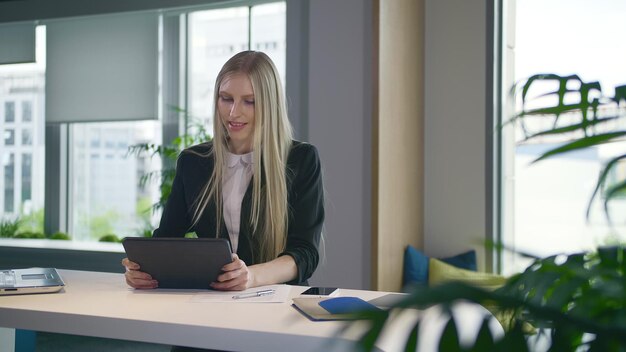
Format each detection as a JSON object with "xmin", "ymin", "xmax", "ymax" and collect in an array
[{"xmin": 0, "ymin": 270, "xmax": 502, "ymax": 351}]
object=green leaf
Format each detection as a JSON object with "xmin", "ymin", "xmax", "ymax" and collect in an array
[
  {"xmin": 495, "ymin": 322, "xmax": 529, "ymax": 352},
  {"xmin": 550, "ymin": 325, "xmax": 583, "ymax": 352},
  {"xmin": 516, "ymin": 103, "xmax": 587, "ymax": 118},
  {"xmin": 167, "ymin": 104, "xmax": 187, "ymax": 113},
  {"xmin": 404, "ymin": 320, "xmax": 420, "ymax": 352},
  {"xmin": 545, "ymin": 276, "xmax": 586, "ymax": 308},
  {"xmin": 612, "ymin": 85, "xmax": 626, "ymax": 103},
  {"xmin": 586, "ymin": 153, "xmax": 626, "ymax": 219},
  {"xmin": 0, "ymin": 217, "xmax": 21, "ymax": 238},
  {"xmin": 597, "ymin": 246, "xmax": 624, "ymax": 266},
  {"xmin": 519, "ymin": 73, "xmax": 580, "ymax": 103},
  {"xmin": 603, "ymin": 179, "xmax": 626, "ymax": 221},
  {"xmin": 467, "ymin": 317, "xmax": 495, "ymax": 352},
  {"xmin": 438, "ymin": 317, "xmax": 461, "ymax": 352},
  {"xmin": 522, "ymin": 115, "xmax": 621, "ymax": 141},
  {"xmin": 357, "ymin": 311, "xmax": 388, "ymax": 351},
  {"xmin": 532, "ymin": 131, "xmax": 626, "ymax": 163},
  {"xmin": 484, "ymin": 240, "xmax": 540, "ymax": 260}
]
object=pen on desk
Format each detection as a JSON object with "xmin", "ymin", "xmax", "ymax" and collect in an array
[{"xmin": 232, "ymin": 289, "xmax": 275, "ymax": 300}]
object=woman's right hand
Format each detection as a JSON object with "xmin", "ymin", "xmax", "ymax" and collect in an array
[{"xmin": 121, "ymin": 258, "xmax": 158, "ymax": 289}]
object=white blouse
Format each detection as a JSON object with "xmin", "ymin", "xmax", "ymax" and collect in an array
[{"xmin": 222, "ymin": 151, "xmax": 254, "ymax": 253}]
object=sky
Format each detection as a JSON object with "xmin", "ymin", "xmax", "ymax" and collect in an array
[{"xmin": 515, "ymin": 0, "xmax": 626, "ymax": 94}]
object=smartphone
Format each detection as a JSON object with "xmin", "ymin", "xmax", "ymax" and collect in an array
[{"xmin": 301, "ymin": 287, "xmax": 338, "ymax": 296}]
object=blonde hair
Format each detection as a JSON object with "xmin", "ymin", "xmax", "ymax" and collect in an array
[{"xmin": 191, "ymin": 51, "xmax": 293, "ymax": 263}]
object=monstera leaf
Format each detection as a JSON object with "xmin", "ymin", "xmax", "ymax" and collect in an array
[
  {"xmin": 511, "ymin": 74, "xmax": 626, "ymax": 221},
  {"xmin": 352, "ymin": 74, "xmax": 626, "ymax": 351}
]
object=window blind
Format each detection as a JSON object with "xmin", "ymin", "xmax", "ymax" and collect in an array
[
  {"xmin": 45, "ymin": 12, "xmax": 158, "ymax": 123},
  {"xmin": 0, "ymin": 22, "xmax": 36, "ymax": 64}
]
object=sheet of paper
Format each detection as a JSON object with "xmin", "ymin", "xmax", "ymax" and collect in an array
[{"xmin": 190, "ymin": 284, "xmax": 291, "ymax": 303}]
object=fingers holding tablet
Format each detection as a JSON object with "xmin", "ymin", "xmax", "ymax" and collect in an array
[{"xmin": 122, "ymin": 257, "xmax": 158, "ymax": 289}]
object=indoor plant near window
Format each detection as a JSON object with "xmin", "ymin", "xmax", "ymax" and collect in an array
[
  {"xmin": 1, "ymin": 212, "xmax": 68, "ymax": 240},
  {"xmin": 124, "ymin": 108, "xmax": 211, "ymax": 240},
  {"xmin": 128, "ymin": 109, "xmax": 211, "ymax": 215},
  {"xmin": 0, "ymin": 218, "xmax": 21, "ymax": 238},
  {"xmin": 353, "ymin": 74, "xmax": 626, "ymax": 351}
]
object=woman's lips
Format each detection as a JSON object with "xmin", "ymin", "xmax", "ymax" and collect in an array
[{"xmin": 228, "ymin": 121, "xmax": 247, "ymax": 131}]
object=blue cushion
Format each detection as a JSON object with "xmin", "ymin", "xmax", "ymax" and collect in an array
[
  {"xmin": 403, "ymin": 245, "xmax": 430, "ymax": 286},
  {"xmin": 403, "ymin": 246, "xmax": 477, "ymax": 287},
  {"xmin": 441, "ymin": 250, "xmax": 477, "ymax": 272}
]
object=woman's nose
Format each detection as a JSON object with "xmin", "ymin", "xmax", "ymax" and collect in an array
[{"xmin": 230, "ymin": 101, "xmax": 242, "ymax": 117}]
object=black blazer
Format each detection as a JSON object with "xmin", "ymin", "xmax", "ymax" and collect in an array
[{"xmin": 153, "ymin": 140, "xmax": 325, "ymax": 285}]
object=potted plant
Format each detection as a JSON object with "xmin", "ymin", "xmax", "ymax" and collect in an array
[
  {"xmin": 127, "ymin": 108, "xmax": 212, "ymax": 214},
  {"xmin": 0, "ymin": 217, "xmax": 21, "ymax": 238},
  {"xmin": 354, "ymin": 74, "xmax": 626, "ymax": 351}
]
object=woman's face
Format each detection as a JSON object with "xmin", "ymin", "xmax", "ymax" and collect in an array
[{"xmin": 218, "ymin": 73, "xmax": 256, "ymax": 154}]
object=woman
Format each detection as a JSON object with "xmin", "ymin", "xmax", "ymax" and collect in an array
[{"xmin": 123, "ymin": 51, "xmax": 324, "ymax": 291}]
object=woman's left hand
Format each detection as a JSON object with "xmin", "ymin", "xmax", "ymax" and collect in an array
[{"xmin": 211, "ymin": 253, "xmax": 254, "ymax": 291}]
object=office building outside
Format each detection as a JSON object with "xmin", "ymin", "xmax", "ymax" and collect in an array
[{"xmin": 0, "ymin": 70, "xmax": 45, "ymax": 221}]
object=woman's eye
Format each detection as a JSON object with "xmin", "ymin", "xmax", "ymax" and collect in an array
[
  {"xmin": 245, "ymin": 100, "xmax": 255, "ymax": 105},
  {"xmin": 220, "ymin": 96, "xmax": 233, "ymax": 102}
]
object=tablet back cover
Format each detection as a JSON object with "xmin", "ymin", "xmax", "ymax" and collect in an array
[{"xmin": 122, "ymin": 237, "xmax": 232, "ymax": 289}]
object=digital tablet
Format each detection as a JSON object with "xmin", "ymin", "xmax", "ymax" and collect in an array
[{"xmin": 122, "ymin": 237, "xmax": 233, "ymax": 289}]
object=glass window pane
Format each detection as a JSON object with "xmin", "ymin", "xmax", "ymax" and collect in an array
[
  {"xmin": 69, "ymin": 121, "xmax": 162, "ymax": 241},
  {"xmin": 188, "ymin": 7, "xmax": 249, "ymax": 136},
  {"xmin": 22, "ymin": 100, "xmax": 33, "ymax": 122},
  {"xmin": 22, "ymin": 153, "xmax": 32, "ymax": 203},
  {"xmin": 21, "ymin": 128, "xmax": 33, "ymax": 145},
  {"xmin": 251, "ymin": 2, "xmax": 286, "ymax": 88},
  {"xmin": 3, "ymin": 153, "xmax": 15, "ymax": 213},
  {"xmin": 4, "ymin": 101, "xmax": 15, "ymax": 122},
  {"xmin": 4, "ymin": 129, "xmax": 15, "ymax": 145},
  {"xmin": 501, "ymin": 0, "xmax": 626, "ymax": 274},
  {"xmin": 0, "ymin": 25, "xmax": 46, "ymax": 229}
]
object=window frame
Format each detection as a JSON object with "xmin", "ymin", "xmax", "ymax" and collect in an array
[
  {"xmin": 1, "ymin": 0, "xmax": 296, "ymax": 273},
  {"xmin": 492, "ymin": 0, "xmax": 626, "ymax": 274}
]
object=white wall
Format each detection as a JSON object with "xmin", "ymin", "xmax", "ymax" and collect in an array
[
  {"xmin": 306, "ymin": 0, "xmax": 373, "ymax": 289},
  {"xmin": 424, "ymin": 0, "xmax": 489, "ymax": 268},
  {"xmin": 306, "ymin": 0, "xmax": 491, "ymax": 285}
]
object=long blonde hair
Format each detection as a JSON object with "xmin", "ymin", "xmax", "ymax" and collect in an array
[{"xmin": 191, "ymin": 51, "xmax": 293, "ymax": 263}]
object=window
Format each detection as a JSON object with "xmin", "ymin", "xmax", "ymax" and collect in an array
[
  {"xmin": 3, "ymin": 153, "xmax": 15, "ymax": 213},
  {"xmin": 21, "ymin": 128, "xmax": 33, "ymax": 145},
  {"xmin": 69, "ymin": 121, "xmax": 162, "ymax": 241},
  {"xmin": 188, "ymin": 2, "xmax": 286, "ymax": 136},
  {"xmin": 250, "ymin": 3, "xmax": 286, "ymax": 86},
  {"xmin": 3, "ymin": 129, "xmax": 14, "ymax": 145},
  {"xmin": 22, "ymin": 153, "xmax": 32, "ymax": 204},
  {"xmin": 188, "ymin": 6, "xmax": 248, "ymax": 135},
  {"xmin": 0, "ymin": 26, "xmax": 45, "ymax": 229},
  {"xmin": 22, "ymin": 101, "xmax": 33, "ymax": 122},
  {"xmin": 0, "ymin": 2, "xmax": 287, "ymax": 244},
  {"xmin": 499, "ymin": 0, "xmax": 626, "ymax": 274},
  {"xmin": 4, "ymin": 101, "xmax": 15, "ymax": 122}
]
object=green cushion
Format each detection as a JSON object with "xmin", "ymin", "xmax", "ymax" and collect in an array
[
  {"xmin": 428, "ymin": 258, "xmax": 507, "ymax": 291},
  {"xmin": 403, "ymin": 245, "xmax": 477, "ymax": 287},
  {"xmin": 428, "ymin": 258, "xmax": 535, "ymax": 333}
]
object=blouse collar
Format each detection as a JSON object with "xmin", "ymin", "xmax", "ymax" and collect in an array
[{"xmin": 226, "ymin": 151, "xmax": 254, "ymax": 168}]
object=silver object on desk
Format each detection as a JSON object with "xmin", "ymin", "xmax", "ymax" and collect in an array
[
  {"xmin": 0, "ymin": 268, "xmax": 65, "ymax": 296},
  {"xmin": 232, "ymin": 289, "xmax": 275, "ymax": 300}
]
